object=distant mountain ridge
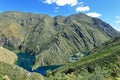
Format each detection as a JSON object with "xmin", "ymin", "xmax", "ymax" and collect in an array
[{"xmin": 0, "ymin": 11, "xmax": 119, "ymax": 69}]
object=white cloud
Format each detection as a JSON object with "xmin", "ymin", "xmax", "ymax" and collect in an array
[
  {"xmin": 116, "ymin": 16, "xmax": 120, "ymax": 19},
  {"xmin": 44, "ymin": 0, "xmax": 78, "ymax": 6},
  {"xmin": 54, "ymin": 10, "xmax": 58, "ymax": 12},
  {"xmin": 54, "ymin": 7, "xmax": 59, "ymax": 12},
  {"xmin": 79, "ymin": 2, "xmax": 84, "ymax": 5},
  {"xmin": 113, "ymin": 16, "xmax": 120, "ymax": 31},
  {"xmin": 86, "ymin": 12, "xmax": 101, "ymax": 18},
  {"xmin": 115, "ymin": 21, "xmax": 120, "ymax": 23},
  {"xmin": 115, "ymin": 16, "xmax": 120, "ymax": 23},
  {"xmin": 55, "ymin": 7, "xmax": 59, "ymax": 9},
  {"xmin": 44, "ymin": 0, "xmax": 56, "ymax": 4},
  {"xmin": 76, "ymin": 6, "xmax": 90, "ymax": 12}
]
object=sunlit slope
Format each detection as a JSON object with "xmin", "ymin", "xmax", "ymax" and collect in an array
[
  {"xmin": 0, "ymin": 46, "xmax": 17, "ymax": 64},
  {"xmin": 0, "ymin": 11, "xmax": 119, "ymax": 68},
  {"xmin": 0, "ymin": 62, "xmax": 45, "ymax": 80},
  {"xmin": 51, "ymin": 36, "xmax": 120, "ymax": 80}
]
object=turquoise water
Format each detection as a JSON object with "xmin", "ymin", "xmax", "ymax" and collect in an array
[
  {"xmin": 16, "ymin": 52, "xmax": 35, "ymax": 72},
  {"xmin": 16, "ymin": 52, "xmax": 61, "ymax": 75},
  {"xmin": 33, "ymin": 65, "xmax": 61, "ymax": 75}
]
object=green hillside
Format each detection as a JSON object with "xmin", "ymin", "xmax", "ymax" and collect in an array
[
  {"xmin": 0, "ymin": 11, "xmax": 119, "ymax": 69},
  {"xmin": 47, "ymin": 36, "xmax": 120, "ymax": 80},
  {"xmin": 0, "ymin": 11, "xmax": 120, "ymax": 80},
  {"xmin": 0, "ymin": 62, "xmax": 45, "ymax": 80}
]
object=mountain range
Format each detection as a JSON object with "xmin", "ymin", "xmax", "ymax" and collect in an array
[
  {"xmin": 0, "ymin": 11, "xmax": 119, "ymax": 70},
  {"xmin": 0, "ymin": 11, "xmax": 120, "ymax": 80}
]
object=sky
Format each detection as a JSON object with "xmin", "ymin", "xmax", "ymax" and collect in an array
[{"xmin": 0, "ymin": 0, "xmax": 120, "ymax": 31}]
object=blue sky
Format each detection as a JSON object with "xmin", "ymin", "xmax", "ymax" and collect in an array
[{"xmin": 0, "ymin": 0, "xmax": 120, "ymax": 31}]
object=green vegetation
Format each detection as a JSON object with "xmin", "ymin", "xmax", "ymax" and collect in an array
[
  {"xmin": 46, "ymin": 67, "xmax": 106, "ymax": 80},
  {"xmin": 46, "ymin": 36, "xmax": 120, "ymax": 80},
  {"xmin": 0, "ymin": 11, "xmax": 119, "ymax": 68},
  {"xmin": 0, "ymin": 11, "xmax": 120, "ymax": 80},
  {"xmin": 0, "ymin": 74, "xmax": 4, "ymax": 80},
  {"xmin": 0, "ymin": 62, "xmax": 45, "ymax": 80},
  {"xmin": 0, "ymin": 12, "xmax": 120, "ymax": 80}
]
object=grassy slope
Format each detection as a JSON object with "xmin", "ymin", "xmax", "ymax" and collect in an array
[
  {"xmin": 0, "ymin": 46, "xmax": 17, "ymax": 64},
  {"xmin": 0, "ymin": 62, "xmax": 45, "ymax": 80},
  {"xmin": 0, "ymin": 46, "xmax": 45, "ymax": 80},
  {"xmin": 0, "ymin": 11, "xmax": 119, "ymax": 68},
  {"xmin": 47, "ymin": 36, "xmax": 120, "ymax": 80}
]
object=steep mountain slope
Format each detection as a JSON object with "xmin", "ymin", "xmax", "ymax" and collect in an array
[
  {"xmin": 0, "ymin": 46, "xmax": 17, "ymax": 64},
  {"xmin": 49, "ymin": 36, "xmax": 120, "ymax": 80},
  {"xmin": 0, "ymin": 11, "xmax": 119, "ymax": 68}
]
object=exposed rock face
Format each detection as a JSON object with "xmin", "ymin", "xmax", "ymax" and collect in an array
[
  {"xmin": 0, "ymin": 11, "xmax": 119, "ymax": 68},
  {"xmin": 0, "ymin": 46, "xmax": 17, "ymax": 64}
]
